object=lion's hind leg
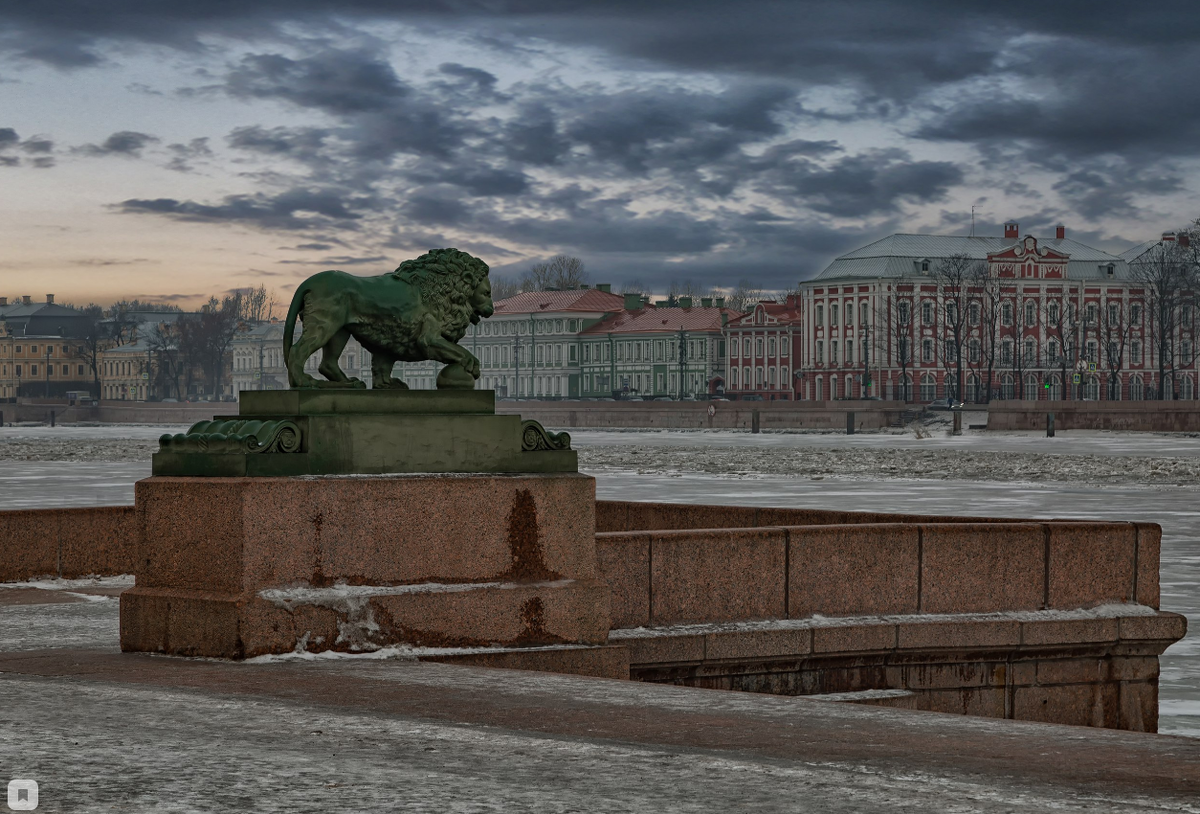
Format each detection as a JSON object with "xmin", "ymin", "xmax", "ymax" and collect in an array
[
  {"xmin": 317, "ymin": 328, "xmax": 366, "ymax": 389},
  {"xmin": 370, "ymin": 351, "xmax": 408, "ymax": 389},
  {"xmin": 288, "ymin": 307, "xmax": 338, "ymax": 388}
]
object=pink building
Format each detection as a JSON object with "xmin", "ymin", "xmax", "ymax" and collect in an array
[{"xmin": 723, "ymin": 296, "xmax": 804, "ymax": 400}]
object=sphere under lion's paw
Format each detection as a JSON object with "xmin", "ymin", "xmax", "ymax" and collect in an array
[{"xmin": 436, "ymin": 363, "xmax": 475, "ymax": 390}]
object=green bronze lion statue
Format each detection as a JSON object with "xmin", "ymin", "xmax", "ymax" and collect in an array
[{"xmin": 283, "ymin": 248, "xmax": 494, "ymax": 390}]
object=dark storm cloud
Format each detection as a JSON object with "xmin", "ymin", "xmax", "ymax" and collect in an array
[
  {"xmin": 0, "ymin": 128, "xmax": 18, "ymax": 149},
  {"xmin": 225, "ymin": 50, "xmax": 409, "ymax": 115},
  {"xmin": 77, "ymin": 130, "xmax": 159, "ymax": 157},
  {"xmin": 166, "ymin": 137, "xmax": 212, "ymax": 172},
  {"xmin": 116, "ymin": 187, "xmax": 369, "ymax": 230},
  {"xmin": 757, "ymin": 149, "xmax": 964, "ymax": 217}
]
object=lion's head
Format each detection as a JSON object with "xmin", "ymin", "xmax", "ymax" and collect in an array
[{"xmin": 392, "ymin": 248, "xmax": 493, "ymax": 340}]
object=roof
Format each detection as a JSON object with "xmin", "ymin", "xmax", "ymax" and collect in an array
[
  {"xmin": 493, "ymin": 289, "xmax": 625, "ymax": 315},
  {"xmin": 810, "ymin": 233, "xmax": 1132, "ymax": 283},
  {"xmin": 726, "ymin": 299, "xmax": 803, "ymax": 328},
  {"xmin": 578, "ymin": 306, "xmax": 742, "ymax": 335}
]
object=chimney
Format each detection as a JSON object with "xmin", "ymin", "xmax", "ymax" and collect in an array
[
  {"xmin": 22, "ymin": 295, "xmax": 31, "ymax": 305},
  {"xmin": 46, "ymin": 294, "xmax": 54, "ymax": 304},
  {"xmin": 715, "ymin": 297, "xmax": 726, "ymax": 308},
  {"xmin": 1163, "ymin": 231, "xmax": 1177, "ymax": 243},
  {"xmin": 1055, "ymin": 224, "xmax": 1065, "ymax": 240},
  {"xmin": 1180, "ymin": 233, "xmax": 1191, "ymax": 249},
  {"xmin": 641, "ymin": 295, "xmax": 651, "ymax": 307},
  {"xmin": 679, "ymin": 296, "xmax": 693, "ymax": 308},
  {"xmin": 0, "ymin": 297, "xmax": 6, "ymax": 306},
  {"xmin": 597, "ymin": 283, "xmax": 612, "ymax": 293},
  {"xmin": 787, "ymin": 294, "xmax": 798, "ymax": 308},
  {"xmin": 623, "ymin": 292, "xmax": 642, "ymax": 310},
  {"xmin": 1004, "ymin": 221, "xmax": 1019, "ymax": 240},
  {"xmin": 701, "ymin": 297, "xmax": 713, "ymax": 308}
]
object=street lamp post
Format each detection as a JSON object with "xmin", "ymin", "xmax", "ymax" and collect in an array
[{"xmin": 861, "ymin": 324, "xmax": 870, "ymax": 399}]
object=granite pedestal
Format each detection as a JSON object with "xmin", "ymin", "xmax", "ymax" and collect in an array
[{"xmin": 121, "ymin": 391, "xmax": 609, "ymax": 658}]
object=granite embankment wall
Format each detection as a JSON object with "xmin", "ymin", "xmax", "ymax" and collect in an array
[
  {"xmin": 0, "ymin": 498, "xmax": 1185, "ymax": 731},
  {"xmin": 5, "ymin": 398, "xmax": 907, "ymax": 430},
  {"xmin": 988, "ymin": 401, "xmax": 1200, "ymax": 431},
  {"xmin": 497, "ymin": 400, "xmax": 907, "ymax": 430},
  {"xmin": 0, "ymin": 506, "xmax": 135, "ymax": 581},
  {"xmin": 595, "ymin": 500, "xmax": 1182, "ymax": 732},
  {"xmin": 5, "ymin": 400, "xmax": 222, "ymax": 425}
]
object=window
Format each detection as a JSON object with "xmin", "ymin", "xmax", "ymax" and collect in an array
[
  {"xmin": 860, "ymin": 302, "xmax": 869, "ymax": 325},
  {"xmin": 1000, "ymin": 342, "xmax": 1012, "ymax": 366},
  {"xmin": 815, "ymin": 305, "xmax": 824, "ymax": 327},
  {"xmin": 830, "ymin": 304, "xmax": 839, "ymax": 326},
  {"xmin": 731, "ymin": 338, "xmax": 739, "ymax": 358},
  {"xmin": 1085, "ymin": 303, "xmax": 1097, "ymax": 324},
  {"xmin": 1048, "ymin": 302, "xmax": 1060, "ymax": 325},
  {"xmin": 1131, "ymin": 303, "xmax": 1142, "ymax": 325},
  {"xmin": 946, "ymin": 301, "xmax": 958, "ymax": 324},
  {"xmin": 846, "ymin": 340, "xmax": 854, "ymax": 363},
  {"xmin": 921, "ymin": 301, "xmax": 933, "ymax": 326},
  {"xmin": 969, "ymin": 302, "xmax": 980, "ymax": 326},
  {"xmin": 816, "ymin": 341, "xmax": 824, "ymax": 363},
  {"xmin": 781, "ymin": 337, "xmax": 789, "ymax": 355},
  {"xmin": 782, "ymin": 366, "xmax": 789, "ymax": 386},
  {"xmin": 1024, "ymin": 338, "xmax": 1036, "ymax": 365},
  {"xmin": 1025, "ymin": 301, "xmax": 1037, "ymax": 325},
  {"xmin": 1048, "ymin": 340, "xmax": 1060, "ymax": 364},
  {"xmin": 1108, "ymin": 302, "xmax": 1119, "ymax": 324},
  {"xmin": 899, "ymin": 337, "xmax": 911, "ymax": 364},
  {"xmin": 944, "ymin": 339, "xmax": 958, "ymax": 362},
  {"xmin": 569, "ymin": 345, "xmax": 577, "ymax": 363},
  {"xmin": 30, "ymin": 345, "xmax": 37, "ymax": 354},
  {"xmin": 831, "ymin": 341, "xmax": 838, "ymax": 364},
  {"xmin": 768, "ymin": 337, "xmax": 776, "ymax": 357},
  {"xmin": 1086, "ymin": 340, "xmax": 1098, "ymax": 363},
  {"xmin": 898, "ymin": 301, "xmax": 910, "ymax": 325},
  {"xmin": 1001, "ymin": 302, "xmax": 1013, "ymax": 326},
  {"xmin": 756, "ymin": 338, "xmax": 764, "ymax": 357},
  {"xmin": 921, "ymin": 338, "xmax": 933, "ymax": 363},
  {"xmin": 968, "ymin": 338, "xmax": 981, "ymax": 363},
  {"xmin": 61, "ymin": 365, "xmax": 68, "ymax": 375},
  {"xmin": 845, "ymin": 303, "xmax": 853, "ymax": 325},
  {"xmin": 30, "ymin": 364, "xmax": 38, "ymax": 376},
  {"xmin": 77, "ymin": 365, "xmax": 84, "ymax": 375}
]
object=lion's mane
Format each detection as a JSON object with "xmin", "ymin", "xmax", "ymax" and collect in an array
[{"xmin": 392, "ymin": 248, "xmax": 490, "ymax": 337}]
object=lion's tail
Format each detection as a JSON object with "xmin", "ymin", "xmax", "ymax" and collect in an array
[{"xmin": 282, "ymin": 279, "xmax": 313, "ymax": 374}]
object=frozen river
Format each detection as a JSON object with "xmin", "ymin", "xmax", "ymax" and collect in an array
[{"xmin": 1, "ymin": 424, "xmax": 1197, "ymax": 737}]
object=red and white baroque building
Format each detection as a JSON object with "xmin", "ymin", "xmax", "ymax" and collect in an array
[
  {"xmin": 733, "ymin": 223, "xmax": 1199, "ymax": 403},
  {"xmin": 723, "ymin": 296, "xmax": 804, "ymax": 399}
]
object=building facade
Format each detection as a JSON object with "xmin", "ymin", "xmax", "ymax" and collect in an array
[
  {"xmin": 0, "ymin": 295, "xmax": 95, "ymax": 399},
  {"xmin": 724, "ymin": 296, "xmax": 804, "ymax": 400},
  {"xmin": 793, "ymin": 223, "xmax": 1198, "ymax": 403},
  {"xmin": 578, "ymin": 297, "xmax": 736, "ymax": 398}
]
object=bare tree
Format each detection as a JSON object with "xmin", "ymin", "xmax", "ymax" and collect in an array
[
  {"xmin": 147, "ymin": 321, "xmax": 185, "ymax": 400},
  {"xmin": 723, "ymin": 279, "xmax": 764, "ymax": 313},
  {"xmin": 967, "ymin": 263, "xmax": 1001, "ymax": 402},
  {"xmin": 1042, "ymin": 296, "xmax": 1079, "ymax": 401},
  {"xmin": 521, "ymin": 255, "xmax": 588, "ymax": 291},
  {"xmin": 932, "ymin": 253, "xmax": 982, "ymax": 401},
  {"xmin": 664, "ymin": 280, "xmax": 716, "ymax": 306},
  {"xmin": 620, "ymin": 279, "xmax": 653, "ymax": 298},
  {"xmin": 240, "ymin": 285, "xmax": 271, "ymax": 324},
  {"xmin": 71, "ymin": 304, "xmax": 108, "ymax": 399},
  {"xmin": 1100, "ymin": 296, "xmax": 1134, "ymax": 400},
  {"xmin": 1131, "ymin": 240, "xmax": 1196, "ymax": 399},
  {"xmin": 876, "ymin": 285, "xmax": 914, "ymax": 401},
  {"xmin": 178, "ymin": 295, "xmax": 242, "ymax": 397},
  {"xmin": 490, "ymin": 275, "xmax": 521, "ymax": 301}
]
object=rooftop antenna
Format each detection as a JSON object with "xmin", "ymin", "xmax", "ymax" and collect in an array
[{"xmin": 970, "ymin": 205, "xmax": 976, "ymax": 237}]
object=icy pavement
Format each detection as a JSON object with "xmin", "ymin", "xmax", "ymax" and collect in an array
[
  {"xmin": 1, "ymin": 651, "xmax": 1198, "ymax": 813},
  {"xmin": 3, "ymin": 424, "xmax": 1199, "ymax": 739}
]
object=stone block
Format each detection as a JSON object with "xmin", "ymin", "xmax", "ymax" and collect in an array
[
  {"xmin": 1118, "ymin": 612, "xmax": 1187, "ymax": 642},
  {"xmin": 135, "ymin": 473, "xmax": 597, "ymax": 592},
  {"xmin": 421, "ymin": 644, "xmax": 630, "ymax": 680},
  {"xmin": 1010, "ymin": 660, "xmax": 1037, "ymax": 686},
  {"xmin": 896, "ymin": 619, "xmax": 1020, "ymax": 651},
  {"xmin": 887, "ymin": 660, "xmax": 1005, "ymax": 690},
  {"xmin": 1013, "ymin": 682, "xmax": 1120, "ymax": 728},
  {"xmin": 920, "ymin": 523, "xmax": 1044, "ymax": 613},
  {"xmin": 755, "ymin": 507, "xmax": 851, "ymax": 527},
  {"xmin": 58, "ymin": 506, "xmax": 137, "ymax": 578},
  {"xmin": 704, "ymin": 628, "xmax": 812, "ymax": 661},
  {"xmin": 1134, "ymin": 523, "xmax": 1161, "ymax": 608},
  {"xmin": 0, "ymin": 510, "xmax": 60, "ymax": 582},
  {"xmin": 625, "ymin": 502, "xmax": 758, "ymax": 532},
  {"xmin": 788, "ymin": 524, "xmax": 919, "ymax": 618},
  {"xmin": 1035, "ymin": 658, "xmax": 1108, "ymax": 686},
  {"xmin": 1111, "ymin": 656, "xmax": 1159, "ymax": 682},
  {"xmin": 921, "ymin": 687, "xmax": 1007, "ymax": 719},
  {"xmin": 1047, "ymin": 522, "xmax": 1135, "ymax": 609},
  {"xmin": 619, "ymin": 634, "xmax": 705, "ymax": 665},
  {"xmin": 649, "ymin": 528, "xmax": 786, "ymax": 625},
  {"xmin": 1119, "ymin": 681, "xmax": 1158, "ymax": 732},
  {"xmin": 594, "ymin": 501, "xmax": 629, "ymax": 533},
  {"xmin": 595, "ymin": 534, "xmax": 650, "ymax": 629},
  {"xmin": 812, "ymin": 623, "xmax": 896, "ymax": 654},
  {"xmin": 1020, "ymin": 618, "xmax": 1118, "ymax": 647}
]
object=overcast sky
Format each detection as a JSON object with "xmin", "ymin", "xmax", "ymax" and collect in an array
[{"xmin": 2, "ymin": 1, "xmax": 1199, "ymax": 307}]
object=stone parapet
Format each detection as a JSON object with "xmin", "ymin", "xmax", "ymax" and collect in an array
[{"xmin": 0, "ymin": 505, "xmax": 135, "ymax": 581}]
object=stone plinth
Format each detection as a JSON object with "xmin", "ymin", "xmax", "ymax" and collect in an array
[
  {"xmin": 152, "ymin": 390, "xmax": 576, "ymax": 477},
  {"xmin": 120, "ymin": 473, "xmax": 610, "ymax": 658}
]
